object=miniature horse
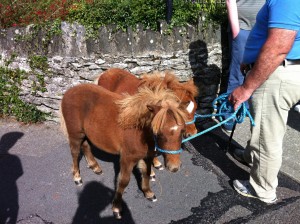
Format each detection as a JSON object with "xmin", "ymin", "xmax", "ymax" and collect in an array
[
  {"xmin": 60, "ymin": 84, "xmax": 187, "ymax": 219},
  {"xmin": 95, "ymin": 68, "xmax": 198, "ymax": 171}
]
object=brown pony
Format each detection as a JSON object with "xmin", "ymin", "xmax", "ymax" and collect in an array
[
  {"xmin": 60, "ymin": 83, "xmax": 187, "ymax": 219},
  {"xmin": 95, "ymin": 68, "xmax": 198, "ymax": 171}
]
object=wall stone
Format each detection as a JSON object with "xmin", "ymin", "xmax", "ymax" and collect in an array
[{"xmin": 0, "ymin": 21, "xmax": 229, "ymax": 123}]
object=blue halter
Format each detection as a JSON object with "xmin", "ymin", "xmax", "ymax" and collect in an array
[
  {"xmin": 185, "ymin": 116, "xmax": 196, "ymax": 125},
  {"xmin": 154, "ymin": 136, "xmax": 183, "ymax": 154}
]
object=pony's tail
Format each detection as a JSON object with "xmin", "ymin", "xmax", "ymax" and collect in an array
[
  {"xmin": 59, "ymin": 104, "xmax": 69, "ymax": 139},
  {"xmin": 93, "ymin": 76, "xmax": 100, "ymax": 84}
]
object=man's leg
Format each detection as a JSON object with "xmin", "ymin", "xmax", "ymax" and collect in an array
[{"xmin": 247, "ymin": 65, "xmax": 300, "ymax": 200}]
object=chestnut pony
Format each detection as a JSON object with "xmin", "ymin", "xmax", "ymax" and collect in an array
[
  {"xmin": 95, "ymin": 68, "xmax": 198, "ymax": 171},
  {"xmin": 60, "ymin": 83, "xmax": 187, "ymax": 219}
]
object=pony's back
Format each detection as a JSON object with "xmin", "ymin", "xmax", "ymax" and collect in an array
[
  {"xmin": 97, "ymin": 68, "xmax": 140, "ymax": 95},
  {"xmin": 61, "ymin": 84, "xmax": 123, "ymax": 152}
]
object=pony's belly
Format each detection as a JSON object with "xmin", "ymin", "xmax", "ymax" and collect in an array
[
  {"xmin": 87, "ymin": 132, "xmax": 122, "ymax": 154},
  {"xmin": 87, "ymin": 134, "xmax": 122, "ymax": 155}
]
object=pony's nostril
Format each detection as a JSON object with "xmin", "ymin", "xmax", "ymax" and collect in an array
[
  {"xmin": 184, "ymin": 133, "xmax": 191, "ymax": 138},
  {"xmin": 171, "ymin": 168, "xmax": 179, "ymax": 173}
]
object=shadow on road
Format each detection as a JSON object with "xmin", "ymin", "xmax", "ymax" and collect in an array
[
  {"xmin": 89, "ymin": 144, "xmax": 143, "ymax": 192},
  {"xmin": 0, "ymin": 132, "xmax": 24, "ymax": 224},
  {"xmin": 72, "ymin": 181, "xmax": 135, "ymax": 224},
  {"xmin": 192, "ymin": 120, "xmax": 250, "ymax": 181},
  {"xmin": 177, "ymin": 119, "xmax": 300, "ymax": 223}
]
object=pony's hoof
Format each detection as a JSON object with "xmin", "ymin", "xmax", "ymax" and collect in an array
[
  {"xmin": 147, "ymin": 195, "xmax": 157, "ymax": 202},
  {"xmin": 154, "ymin": 164, "xmax": 164, "ymax": 170},
  {"xmin": 74, "ymin": 179, "xmax": 83, "ymax": 186},
  {"xmin": 150, "ymin": 175, "xmax": 156, "ymax": 182},
  {"xmin": 113, "ymin": 211, "xmax": 122, "ymax": 219},
  {"xmin": 94, "ymin": 170, "xmax": 103, "ymax": 175}
]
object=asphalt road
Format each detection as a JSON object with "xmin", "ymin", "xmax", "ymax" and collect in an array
[{"xmin": 0, "ymin": 110, "xmax": 300, "ymax": 224}]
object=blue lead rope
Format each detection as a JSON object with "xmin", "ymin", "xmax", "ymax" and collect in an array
[
  {"xmin": 154, "ymin": 136, "xmax": 183, "ymax": 154},
  {"xmin": 182, "ymin": 93, "xmax": 255, "ymax": 143}
]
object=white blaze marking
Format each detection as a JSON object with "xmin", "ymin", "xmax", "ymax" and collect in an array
[
  {"xmin": 186, "ymin": 101, "xmax": 194, "ymax": 114},
  {"xmin": 170, "ymin": 125, "xmax": 179, "ymax": 131}
]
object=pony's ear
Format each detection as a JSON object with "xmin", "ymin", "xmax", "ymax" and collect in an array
[{"xmin": 147, "ymin": 104, "xmax": 161, "ymax": 114}]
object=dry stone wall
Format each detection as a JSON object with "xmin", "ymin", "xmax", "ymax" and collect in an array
[{"xmin": 0, "ymin": 22, "xmax": 228, "ymax": 123}]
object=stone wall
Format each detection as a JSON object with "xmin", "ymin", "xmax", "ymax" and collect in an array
[{"xmin": 0, "ymin": 21, "xmax": 229, "ymax": 123}]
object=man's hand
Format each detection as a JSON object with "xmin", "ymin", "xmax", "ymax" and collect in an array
[{"xmin": 229, "ymin": 85, "xmax": 253, "ymax": 111}]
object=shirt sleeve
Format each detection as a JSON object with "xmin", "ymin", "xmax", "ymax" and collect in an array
[{"xmin": 268, "ymin": 0, "xmax": 300, "ymax": 31}]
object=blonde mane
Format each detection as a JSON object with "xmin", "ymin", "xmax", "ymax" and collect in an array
[
  {"xmin": 139, "ymin": 71, "xmax": 166, "ymax": 90},
  {"xmin": 116, "ymin": 87, "xmax": 187, "ymax": 132},
  {"xmin": 140, "ymin": 71, "xmax": 199, "ymax": 100}
]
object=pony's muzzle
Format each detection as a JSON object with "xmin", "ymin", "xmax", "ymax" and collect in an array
[
  {"xmin": 166, "ymin": 160, "xmax": 182, "ymax": 173},
  {"xmin": 184, "ymin": 126, "xmax": 198, "ymax": 138}
]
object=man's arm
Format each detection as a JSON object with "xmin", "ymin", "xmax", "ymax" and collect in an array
[
  {"xmin": 229, "ymin": 28, "xmax": 297, "ymax": 110},
  {"xmin": 226, "ymin": 0, "xmax": 239, "ymax": 38}
]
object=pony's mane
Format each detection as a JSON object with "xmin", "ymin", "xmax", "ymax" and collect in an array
[
  {"xmin": 139, "ymin": 71, "xmax": 166, "ymax": 90},
  {"xmin": 116, "ymin": 87, "xmax": 187, "ymax": 131},
  {"xmin": 140, "ymin": 71, "xmax": 199, "ymax": 99}
]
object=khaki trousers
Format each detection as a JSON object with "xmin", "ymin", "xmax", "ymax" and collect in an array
[{"xmin": 243, "ymin": 64, "xmax": 300, "ymax": 201}]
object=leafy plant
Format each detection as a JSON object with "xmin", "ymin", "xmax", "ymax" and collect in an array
[
  {"xmin": 1, "ymin": 0, "xmax": 226, "ymax": 34},
  {"xmin": 0, "ymin": 55, "xmax": 49, "ymax": 123},
  {"xmin": 0, "ymin": 67, "xmax": 48, "ymax": 123},
  {"xmin": 0, "ymin": 0, "xmax": 75, "ymax": 28},
  {"xmin": 28, "ymin": 55, "xmax": 49, "ymax": 94}
]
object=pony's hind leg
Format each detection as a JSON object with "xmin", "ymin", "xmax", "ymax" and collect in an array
[
  {"xmin": 150, "ymin": 168, "xmax": 156, "ymax": 181},
  {"xmin": 81, "ymin": 140, "xmax": 103, "ymax": 175},
  {"xmin": 69, "ymin": 137, "xmax": 84, "ymax": 186},
  {"xmin": 137, "ymin": 159, "xmax": 157, "ymax": 201}
]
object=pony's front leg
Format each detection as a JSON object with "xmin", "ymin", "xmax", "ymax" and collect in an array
[
  {"xmin": 137, "ymin": 159, "xmax": 157, "ymax": 202},
  {"xmin": 150, "ymin": 156, "xmax": 163, "ymax": 182},
  {"xmin": 69, "ymin": 138, "xmax": 83, "ymax": 186},
  {"xmin": 153, "ymin": 156, "xmax": 164, "ymax": 170},
  {"xmin": 112, "ymin": 158, "xmax": 136, "ymax": 219}
]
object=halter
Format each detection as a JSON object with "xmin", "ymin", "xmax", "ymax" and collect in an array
[
  {"xmin": 154, "ymin": 136, "xmax": 183, "ymax": 154},
  {"xmin": 185, "ymin": 116, "xmax": 196, "ymax": 125}
]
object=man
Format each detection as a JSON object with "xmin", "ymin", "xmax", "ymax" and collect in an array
[{"xmin": 229, "ymin": 0, "xmax": 300, "ymax": 203}]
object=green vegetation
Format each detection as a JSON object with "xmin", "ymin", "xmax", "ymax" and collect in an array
[
  {"xmin": 0, "ymin": 55, "xmax": 50, "ymax": 123},
  {"xmin": 0, "ymin": 0, "xmax": 227, "ymax": 32}
]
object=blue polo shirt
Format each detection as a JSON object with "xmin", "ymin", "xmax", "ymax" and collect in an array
[{"xmin": 243, "ymin": 0, "xmax": 300, "ymax": 64}]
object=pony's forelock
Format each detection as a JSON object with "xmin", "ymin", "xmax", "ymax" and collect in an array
[
  {"xmin": 116, "ymin": 87, "xmax": 180, "ymax": 129},
  {"xmin": 151, "ymin": 100, "xmax": 187, "ymax": 134}
]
